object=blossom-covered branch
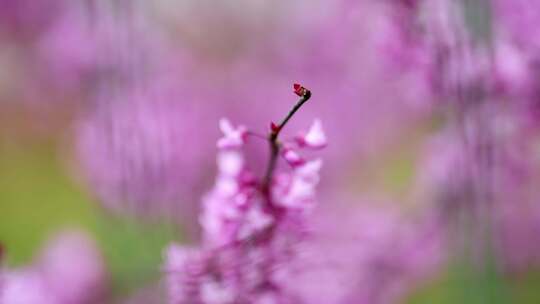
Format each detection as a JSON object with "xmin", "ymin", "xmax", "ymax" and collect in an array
[{"xmin": 164, "ymin": 84, "xmax": 326, "ymax": 303}]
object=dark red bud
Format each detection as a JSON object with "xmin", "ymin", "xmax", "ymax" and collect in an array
[
  {"xmin": 293, "ymin": 83, "xmax": 307, "ymax": 97},
  {"xmin": 270, "ymin": 122, "xmax": 280, "ymax": 132}
]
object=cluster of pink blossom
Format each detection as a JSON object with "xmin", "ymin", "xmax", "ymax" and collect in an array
[
  {"xmin": 0, "ymin": 231, "xmax": 106, "ymax": 304},
  {"xmin": 164, "ymin": 85, "xmax": 327, "ymax": 303}
]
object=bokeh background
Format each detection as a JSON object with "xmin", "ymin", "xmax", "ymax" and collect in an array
[{"xmin": 1, "ymin": 0, "xmax": 540, "ymax": 303}]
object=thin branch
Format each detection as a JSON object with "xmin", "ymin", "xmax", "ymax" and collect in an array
[{"xmin": 262, "ymin": 85, "xmax": 311, "ymax": 193}]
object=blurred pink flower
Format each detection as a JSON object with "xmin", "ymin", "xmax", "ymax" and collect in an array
[
  {"xmin": 281, "ymin": 201, "xmax": 445, "ymax": 304},
  {"xmin": 0, "ymin": 244, "xmax": 3, "ymax": 300},
  {"xmin": 36, "ymin": 1, "xmax": 168, "ymax": 98},
  {"xmin": 379, "ymin": 0, "xmax": 540, "ymax": 118},
  {"xmin": 216, "ymin": 119, "xmax": 248, "ymax": 150},
  {"xmin": 0, "ymin": 0, "xmax": 66, "ymax": 40},
  {"xmin": 495, "ymin": 0, "xmax": 540, "ymax": 54},
  {"xmin": 0, "ymin": 231, "xmax": 106, "ymax": 304},
  {"xmin": 493, "ymin": 0, "xmax": 540, "ymax": 121},
  {"xmin": 76, "ymin": 84, "xmax": 220, "ymax": 222},
  {"xmin": 416, "ymin": 111, "xmax": 540, "ymax": 271},
  {"xmin": 295, "ymin": 119, "xmax": 327, "ymax": 150},
  {"xmin": 495, "ymin": 202, "xmax": 540, "ymax": 273},
  {"xmin": 1, "ymin": 270, "xmax": 57, "ymax": 304}
]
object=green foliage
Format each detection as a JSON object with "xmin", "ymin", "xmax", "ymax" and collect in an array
[{"xmin": 0, "ymin": 140, "xmax": 179, "ymax": 297}]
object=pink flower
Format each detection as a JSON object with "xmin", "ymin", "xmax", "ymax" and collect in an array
[
  {"xmin": 202, "ymin": 120, "xmax": 277, "ymax": 248},
  {"xmin": 281, "ymin": 147, "xmax": 305, "ymax": 168},
  {"xmin": 295, "ymin": 120, "xmax": 327, "ymax": 149},
  {"xmin": 273, "ymin": 159, "xmax": 322, "ymax": 210},
  {"xmin": 217, "ymin": 119, "xmax": 248, "ymax": 150}
]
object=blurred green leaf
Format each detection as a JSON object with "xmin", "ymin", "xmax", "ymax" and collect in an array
[{"xmin": 0, "ymin": 140, "xmax": 180, "ymax": 298}]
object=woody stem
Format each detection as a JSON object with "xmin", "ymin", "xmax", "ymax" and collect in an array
[{"xmin": 262, "ymin": 89, "xmax": 311, "ymax": 192}]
